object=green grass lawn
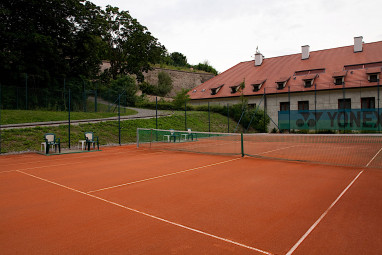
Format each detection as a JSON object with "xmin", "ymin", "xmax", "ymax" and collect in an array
[
  {"xmin": 1, "ymin": 108, "xmax": 137, "ymax": 125},
  {"xmin": 0, "ymin": 111, "xmax": 235, "ymax": 153}
]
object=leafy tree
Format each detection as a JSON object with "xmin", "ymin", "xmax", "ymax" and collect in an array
[
  {"xmin": 170, "ymin": 52, "xmax": 188, "ymax": 67},
  {"xmin": 193, "ymin": 60, "xmax": 218, "ymax": 75},
  {"xmin": 172, "ymin": 89, "xmax": 190, "ymax": 109},
  {"xmin": 104, "ymin": 75, "xmax": 138, "ymax": 106},
  {"xmin": 102, "ymin": 6, "xmax": 165, "ymax": 81},
  {"xmin": 157, "ymin": 71, "xmax": 173, "ymax": 97}
]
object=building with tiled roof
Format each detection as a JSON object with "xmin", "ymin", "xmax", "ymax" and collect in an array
[{"xmin": 188, "ymin": 37, "xmax": 382, "ymax": 131}]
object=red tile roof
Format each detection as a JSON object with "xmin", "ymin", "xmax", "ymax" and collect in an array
[
  {"xmin": 301, "ymin": 74, "xmax": 318, "ymax": 80},
  {"xmin": 366, "ymin": 67, "xmax": 381, "ymax": 74},
  {"xmin": 332, "ymin": 70, "xmax": 347, "ymax": 77},
  {"xmin": 189, "ymin": 41, "xmax": 382, "ymax": 100}
]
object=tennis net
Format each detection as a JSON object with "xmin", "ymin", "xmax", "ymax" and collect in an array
[{"xmin": 137, "ymin": 128, "xmax": 382, "ymax": 168}]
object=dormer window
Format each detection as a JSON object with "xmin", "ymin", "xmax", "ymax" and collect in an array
[
  {"xmin": 332, "ymin": 71, "xmax": 347, "ymax": 85},
  {"xmin": 192, "ymin": 89, "xmax": 197, "ymax": 93},
  {"xmin": 210, "ymin": 84, "xmax": 224, "ymax": 95},
  {"xmin": 251, "ymin": 79, "xmax": 266, "ymax": 92},
  {"xmin": 201, "ymin": 89, "xmax": 206, "ymax": 92},
  {"xmin": 366, "ymin": 67, "xmax": 381, "ymax": 82},
  {"xmin": 230, "ymin": 85, "xmax": 239, "ymax": 94},
  {"xmin": 302, "ymin": 74, "xmax": 317, "ymax": 88},
  {"xmin": 275, "ymin": 77, "xmax": 290, "ymax": 90}
]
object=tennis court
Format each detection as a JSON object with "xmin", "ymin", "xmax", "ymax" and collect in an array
[{"xmin": 1, "ymin": 131, "xmax": 382, "ymax": 254}]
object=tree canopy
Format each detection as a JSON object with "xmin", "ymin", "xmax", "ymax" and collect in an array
[{"xmin": 0, "ymin": 0, "xmax": 165, "ymax": 87}]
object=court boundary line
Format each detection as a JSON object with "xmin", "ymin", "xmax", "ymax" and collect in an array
[
  {"xmin": 0, "ymin": 147, "xmax": 162, "ymax": 168},
  {"xmin": 0, "ymin": 150, "xmax": 166, "ymax": 174},
  {"xmin": 87, "ymin": 157, "xmax": 241, "ymax": 193},
  {"xmin": 365, "ymin": 146, "xmax": 382, "ymax": 167},
  {"xmin": 16, "ymin": 170, "xmax": 273, "ymax": 255},
  {"xmin": 286, "ymin": 170, "xmax": 364, "ymax": 255}
]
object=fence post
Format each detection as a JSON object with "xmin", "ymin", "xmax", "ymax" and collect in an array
[
  {"xmin": 227, "ymin": 103, "xmax": 229, "ymax": 133},
  {"xmin": 263, "ymin": 88, "xmax": 266, "ymax": 132},
  {"xmin": 241, "ymin": 132, "xmax": 244, "ymax": 157},
  {"xmin": 25, "ymin": 73, "xmax": 28, "ymax": 110},
  {"xmin": 185, "ymin": 100, "xmax": 187, "ymax": 131},
  {"xmin": 314, "ymin": 83, "xmax": 317, "ymax": 133},
  {"xmin": 378, "ymin": 80, "xmax": 380, "ymax": 132},
  {"xmin": 208, "ymin": 102, "xmax": 211, "ymax": 132},
  {"xmin": 288, "ymin": 86, "xmax": 291, "ymax": 132},
  {"xmin": 0, "ymin": 84, "xmax": 2, "ymax": 154},
  {"xmin": 68, "ymin": 89, "xmax": 71, "ymax": 149},
  {"xmin": 94, "ymin": 88, "xmax": 98, "ymax": 112},
  {"xmin": 155, "ymin": 97, "xmax": 158, "ymax": 130},
  {"xmin": 118, "ymin": 94, "xmax": 121, "ymax": 145}
]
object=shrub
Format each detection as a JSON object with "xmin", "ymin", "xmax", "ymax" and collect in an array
[{"xmin": 157, "ymin": 71, "xmax": 173, "ymax": 97}]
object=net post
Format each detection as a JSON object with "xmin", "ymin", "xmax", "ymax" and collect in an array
[{"xmin": 241, "ymin": 132, "xmax": 244, "ymax": 157}]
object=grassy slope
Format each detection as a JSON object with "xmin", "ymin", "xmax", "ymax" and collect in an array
[
  {"xmin": 1, "ymin": 111, "xmax": 235, "ymax": 153},
  {"xmin": 1, "ymin": 109, "xmax": 137, "ymax": 125}
]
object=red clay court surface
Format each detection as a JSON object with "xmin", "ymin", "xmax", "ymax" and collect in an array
[{"xmin": 1, "ymin": 145, "xmax": 382, "ymax": 254}]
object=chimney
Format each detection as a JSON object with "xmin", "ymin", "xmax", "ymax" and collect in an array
[
  {"xmin": 255, "ymin": 53, "xmax": 264, "ymax": 66},
  {"xmin": 301, "ymin": 45, "xmax": 310, "ymax": 60},
  {"xmin": 354, "ymin": 36, "xmax": 363, "ymax": 52}
]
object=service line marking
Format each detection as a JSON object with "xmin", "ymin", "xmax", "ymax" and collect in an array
[
  {"xmin": 256, "ymin": 145, "xmax": 300, "ymax": 155},
  {"xmin": 286, "ymin": 169, "xmax": 364, "ymax": 255},
  {"xmin": 87, "ymin": 157, "xmax": 241, "ymax": 193},
  {"xmin": 16, "ymin": 170, "xmax": 272, "ymax": 255}
]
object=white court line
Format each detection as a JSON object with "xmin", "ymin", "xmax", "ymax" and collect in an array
[
  {"xmin": 256, "ymin": 145, "xmax": 300, "ymax": 155},
  {"xmin": 0, "ymin": 148, "xmax": 158, "ymax": 168},
  {"xmin": 16, "ymin": 170, "xmax": 273, "ymax": 255},
  {"xmin": 87, "ymin": 157, "xmax": 241, "ymax": 193},
  {"xmin": 365, "ymin": 147, "xmax": 382, "ymax": 167},
  {"xmin": 286, "ymin": 170, "xmax": 364, "ymax": 255},
  {"xmin": 0, "ymin": 150, "xmax": 166, "ymax": 174}
]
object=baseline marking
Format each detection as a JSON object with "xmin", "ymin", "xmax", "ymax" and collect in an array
[
  {"xmin": 87, "ymin": 157, "xmax": 241, "ymax": 193},
  {"xmin": 286, "ymin": 170, "xmax": 364, "ymax": 255},
  {"xmin": 17, "ymin": 170, "xmax": 272, "ymax": 255},
  {"xmin": 1, "ymin": 151, "xmax": 166, "ymax": 174}
]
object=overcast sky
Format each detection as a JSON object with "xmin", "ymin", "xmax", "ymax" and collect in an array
[{"xmin": 92, "ymin": 0, "xmax": 382, "ymax": 73}]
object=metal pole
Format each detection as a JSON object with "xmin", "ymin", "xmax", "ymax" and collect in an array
[
  {"xmin": 155, "ymin": 97, "xmax": 158, "ymax": 129},
  {"xmin": 83, "ymin": 80, "xmax": 86, "ymax": 112},
  {"xmin": 185, "ymin": 100, "xmax": 187, "ymax": 131},
  {"xmin": 208, "ymin": 102, "xmax": 211, "ymax": 132},
  {"xmin": 118, "ymin": 94, "xmax": 121, "ymax": 145},
  {"xmin": 378, "ymin": 79, "xmax": 380, "ymax": 132},
  {"xmin": 0, "ymin": 84, "xmax": 2, "ymax": 154},
  {"xmin": 263, "ymin": 88, "xmax": 266, "ymax": 132},
  {"xmin": 68, "ymin": 89, "xmax": 71, "ymax": 149},
  {"xmin": 343, "ymin": 81, "xmax": 345, "ymax": 133},
  {"xmin": 227, "ymin": 103, "xmax": 229, "ymax": 133},
  {"xmin": 95, "ymin": 88, "xmax": 98, "ymax": 112},
  {"xmin": 288, "ymin": 86, "xmax": 291, "ymax": 132},
  {"xmin": 25, "ymin": 73, "xmax": 28, "ymax": 110},
  {"xmin": 315, "ymin": 83, "xmax": 317, "ymax": 133}
]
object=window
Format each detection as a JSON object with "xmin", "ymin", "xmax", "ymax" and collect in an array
[
  {"xmin": 210, "ymin": 85, "xmax": 224, "ymax": 95},
  {"xmin": 361, "ymin": 97, "xmax": 375, "ymax": 109},
  {"xmin": 334, "ymin": 77, "xmax": 343, "ymax": 85},
  {"xmin": 368, "ymin": 74, "xmax": 379, "ymax": 82},
  {"xmin": 248, "ymin": 103, "xmax": 256, "ymax": 109},
  {"xmin": 298, "ymin": 101, "xmax": 309, "ymax": 111},
  {"xmin": 252, "ymin": 84, "xmax": 261, "ymax": 92},
  {"xmin": 304, "ymin": 80, "xmax": 313, "ymax": 87},
  {"xmin": 280, "ymin": 102, "xmax": 290, "ymax": 111},
  {"xmin": 338, "ymin": 99, "xmax": 351, "ymax": 109},
  {"xmin": 230, "ymin": 85, "xmax": 239, "ymax": 94},
  {"xmin": 275, "ymin": 77, "xmax": 290, "ymax": 90},
  {"xmin": 277, "ymin": 82, "xmax": 285, "ymax": 90},
  {"xmin": 251, "ymin": 79, "xmax": 266, "ymax": 92}
]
